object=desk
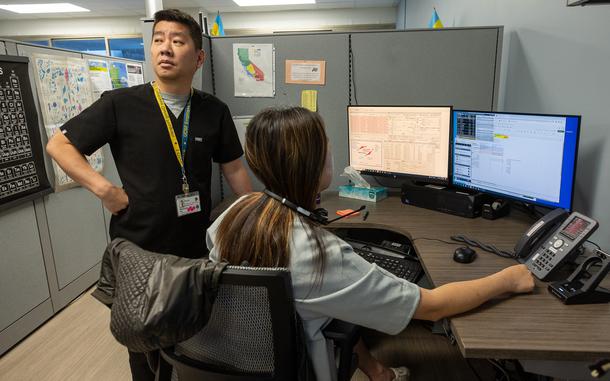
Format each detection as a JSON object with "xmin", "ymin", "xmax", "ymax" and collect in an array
[{"xmin": 319, "ymin": 192, "xmax": 610, "ymax": 363}]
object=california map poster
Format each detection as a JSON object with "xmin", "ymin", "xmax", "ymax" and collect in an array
[{"xmin": 233, "ymin": 43, "xmax": 275, "ymax": 97}]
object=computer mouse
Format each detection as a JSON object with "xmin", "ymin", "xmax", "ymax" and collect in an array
[{"xmin": 453, "ymin": 246, "xmax": 476, "ymax": 264}]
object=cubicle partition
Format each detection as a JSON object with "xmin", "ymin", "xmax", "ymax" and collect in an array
[
  {"xmin": 0, "ymin": 26, "xmax": 501, "ymax": 355},
  {"xmin": 202, "ymin": 35, "xmax": 223, "ymax": 207},
  {"xmin": 0, "ymin": 39, "xmax": 148, "ymax": 354},
  {"xmin": 210, "ymin": 27, "xmax": 502, "ymax": 193}
]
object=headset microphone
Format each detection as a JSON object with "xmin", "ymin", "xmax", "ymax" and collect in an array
[{"xmin": 264, "ymin": 189, "xmax": 365, "ymax": 225}]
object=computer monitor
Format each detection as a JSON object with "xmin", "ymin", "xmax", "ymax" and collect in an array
[
  {"xmin": 347, "ymin": 105, "xmax": 452, "ymax": 184},
  {"xmin": 451, "ymin": 110, "xmax": 581, "ymax": 210}
]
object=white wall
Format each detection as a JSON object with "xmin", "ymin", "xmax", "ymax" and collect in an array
[
  {"xmin": 0, "ymin": 6, "xmax": 396, "ymax": 39},
  {"xmin": 0, "ymin": 16, "xmax": 143, "ymax": 38},
  {"xmin": 407, "ymin": 0, "xmax": 610, "ymax": 249},
  {"xmin": 208, "ymin": 7, "xmax": 396, "ymax": 33}
]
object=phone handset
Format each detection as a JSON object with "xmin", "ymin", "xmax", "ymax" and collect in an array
[
  {"xmin": 514, "ymin": 208, "xmax": 569, "ymax": 260},
  {"xmin": 524, "ymin": 212, "xmax": 599, "ymax": 281}
]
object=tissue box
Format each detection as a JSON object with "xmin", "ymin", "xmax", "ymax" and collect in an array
[{"xmin": 338, "ymin": 185, "xmax": 387, "ymax": 202}]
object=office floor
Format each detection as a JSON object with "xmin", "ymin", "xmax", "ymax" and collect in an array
[
  {"xmin": 0, "ymin": 289, "xmax": 495, "ymax": 381},
  {"xmin": 0, "ymin": 289, "xmax": 130, "ymax": 381}
]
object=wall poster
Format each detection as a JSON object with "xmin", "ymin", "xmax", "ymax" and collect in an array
[
  {"xmin": 233, "ymin": 43, "xmax": 275, "ymax": 97},
  {"xmin": 87, "ymin": 59, "xmax": 113, "ymax": 100},
  {"xmin": 285, "ymin": 60, "xmax": 326, "ymax": 85},
  {"xmin": 0, "ymin": 55, "xmax": 51, "ymax": 211},
  {"xmin": 32, "ymin": 53, "xmax": 103, "ymax": 191},
  {"xmin": 126, "ymin": 63, "xmax": 144, "ymax": 87},
  {"xmin": 109, "ymin": 61, "xmax": 128, "ymax": 89}
]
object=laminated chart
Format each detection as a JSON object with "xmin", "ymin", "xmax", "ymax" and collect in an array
[
  {"xmin": 0, "ymin": 55, "xmax": 51, "ymax": 210},
  {"xmin": 33, "ymin": 54, "xmax": 104, "ymax": 190}
]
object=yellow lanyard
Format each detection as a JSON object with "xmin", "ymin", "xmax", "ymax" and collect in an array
[{"xmin": 152, "ymin": 81, "xmax": 193, "ymax": 194}]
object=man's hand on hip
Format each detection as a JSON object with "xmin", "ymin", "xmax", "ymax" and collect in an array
[{"xmin": 101, "ymin": 186, "xmax": 129, "ymax": 215}]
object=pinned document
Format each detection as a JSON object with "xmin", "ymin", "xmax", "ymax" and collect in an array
[
  {"xmin": 301, "ymin": 90, "xmax": 317, "ymax": 112},
  {"xmin": 286, "ymin": 60, "xmax": 326, "ymax": 85},
  {"xmin": 233, "ymin": 44, "xmax": 275, "ymax": 97}
]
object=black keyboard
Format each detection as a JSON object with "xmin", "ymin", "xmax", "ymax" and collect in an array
[{"xmin": 346, "ymin": 239, "xmax": 423, "ymax": 283}]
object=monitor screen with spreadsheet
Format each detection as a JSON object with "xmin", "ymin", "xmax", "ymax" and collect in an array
[
  {"xmin": 347, "ymin": 105, "xmax": 452, "ymax": 184},
  {"xmin": 451, "ymin": 110, "xmax": 581, "ymax": 210}
]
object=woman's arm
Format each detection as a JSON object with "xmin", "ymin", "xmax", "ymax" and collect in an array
[{"xmin": 414, "ymin": 264, "xmax": 535, "ymax": 321}]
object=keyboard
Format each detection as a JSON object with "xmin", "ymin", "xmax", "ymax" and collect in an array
[{"xmin": 345, "ymin": 239, "xmax": 423, "ymax": 283}]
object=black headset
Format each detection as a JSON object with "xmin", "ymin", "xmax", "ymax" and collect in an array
[{"xmin": 264, "ymin": 189, "xmax": 365, "ymax": 225}]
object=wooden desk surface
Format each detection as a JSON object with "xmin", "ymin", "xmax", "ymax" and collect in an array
[{"xmin": 319, "ymin": 192, "xmax": 610, "ymax": 361}]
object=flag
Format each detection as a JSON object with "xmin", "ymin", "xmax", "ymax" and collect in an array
[
  {"xmin": 428, "ymin": 8, "xmax": 443, "ymax": 29},
  {"xmin": 210, "ymin": 11, "xmax": 224, "ymax": 36}
]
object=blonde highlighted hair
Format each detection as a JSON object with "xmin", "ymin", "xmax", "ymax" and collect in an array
[{"xmin": 216, "ymin": 107, "xmax": 328, "ymax": 280}]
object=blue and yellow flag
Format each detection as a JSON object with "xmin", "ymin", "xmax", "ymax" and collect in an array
[
  {"xmin": 210, "ymin": 11, "xmax": 224, "ymax": 36},
  {"xmin": 428, "ymin": 8, "xmax": 443, "ymax": 29}
]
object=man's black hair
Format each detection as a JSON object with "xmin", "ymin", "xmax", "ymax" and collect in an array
[{"xmin": 153, "ymin": 9, "xmax": 203, "ymax": 51}]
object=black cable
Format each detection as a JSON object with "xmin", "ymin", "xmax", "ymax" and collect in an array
[
  {"xmin": 208, "ymin": 35, "xmax": 216, "ymax": 96},
  {"xmin": 450, "ymin": 234, "xmax": 516, "ymax": 259},
  {"xmin": 587, "ymin": 240, "xmax": 602, "ymax": 251},
  {"xmin": 414, "ymin": 235, "xmax": 517, "ymax": 260},
  {"xmin": 348, "ymin": 34, "xmax": 358, "ymax": 105},
  {"xmin": 487, "ymin": 359, "xmax": 511, "ymax": 381},
  {"xmin": 351, "ymin": 50, "xmax": 358, "ymax": 105},
  {"xmin": 348, "ymin": 34, "xmax": 352, "ymax": 106},
  {"xmin": 412, "ymin": 237, "xmax": 464, "ymax": 247}
]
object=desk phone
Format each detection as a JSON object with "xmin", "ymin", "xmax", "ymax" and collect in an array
[{"xmin": 516, "ymin": 210, "xmax": 598, "ymax": 281}]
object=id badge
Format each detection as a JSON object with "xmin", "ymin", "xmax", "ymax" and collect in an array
[{"xmin": 175, "ymin": 191, "xmax": 201, "ymax": 217}]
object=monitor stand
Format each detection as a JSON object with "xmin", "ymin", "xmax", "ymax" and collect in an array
[{"xmin": 400, "ymin": 179, "xmax": 487, "ymax": 218}]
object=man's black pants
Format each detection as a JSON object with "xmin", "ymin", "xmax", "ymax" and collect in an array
[{"xmin": 128, "ymin": 350, "xmax": 157, "ymax": 381}]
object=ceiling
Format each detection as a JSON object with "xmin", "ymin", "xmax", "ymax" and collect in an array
[{"xmin": 0, "ymin": 0, "xmax": 399, "ymax": 20}]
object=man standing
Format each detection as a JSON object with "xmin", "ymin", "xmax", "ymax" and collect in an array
[{"xmin": 46, "ymin": 9, "xmax": 251, "ymax": 380}]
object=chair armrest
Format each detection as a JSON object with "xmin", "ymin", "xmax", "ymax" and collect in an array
[
  {"xmin": 322, "ymin": 319, "xmax": 361, "ymax": 344},
  {"xmin": 322, "ymin": 320, "xmax": 361, "ymax": 381}
]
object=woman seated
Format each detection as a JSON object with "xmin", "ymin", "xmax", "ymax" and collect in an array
[{"xmin": 206, "ymin": 106, "xmax": 534, "ymax": 381}]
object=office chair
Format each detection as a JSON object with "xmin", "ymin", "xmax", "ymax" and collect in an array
[{"xmin": 154, "ymin": 266, "xmax": 360, "ymax": 381}]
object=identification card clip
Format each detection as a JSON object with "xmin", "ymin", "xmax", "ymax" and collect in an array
[{"xmin": 175, "ymin": 191, "xmax": 201, "ymax": 217}]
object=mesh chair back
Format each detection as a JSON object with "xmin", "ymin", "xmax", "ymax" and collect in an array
[{"xmin": 160, "ymin": 266, "xmax": 300, "ymax": 381}]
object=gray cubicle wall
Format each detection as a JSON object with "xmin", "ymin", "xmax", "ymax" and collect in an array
[
  {"xmin": 351, "ymin": 28, "xmax": 502, "ymax": 110},
  {"xmin": 15, "ymin": 44, "xmax": 108, "ymax": 296},
  {"xmin": 0, "ymin": 39, "xmax": 147, "ymax": 355},
  {"xmin": 212, "ymin": 32, "xmax": 350, "ymax": 193},
  {"xmin": 210, "ymin": 27, "xmax": 502, "ymax": 196},
  {"xmin": 202, "ymin": 35, "xmax": 223, "ymax": 207}
]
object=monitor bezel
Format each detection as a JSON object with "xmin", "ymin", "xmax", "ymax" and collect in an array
[
  {"xmin": 347, "ymin": 104, "xmax": 453, "ymax": 186},
  {"xmin": 450, "ymin": 109, "xmax": 582, "ymax": 211}
]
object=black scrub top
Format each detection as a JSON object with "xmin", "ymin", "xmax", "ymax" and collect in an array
[{"xmin": 61, "ymin": 83, "xmax": 243, "ymax": 258}]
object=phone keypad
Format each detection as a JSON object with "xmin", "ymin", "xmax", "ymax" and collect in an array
[{"xmin": 532, "ymin": 237, "xmax": 568, "ymax": 274}]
